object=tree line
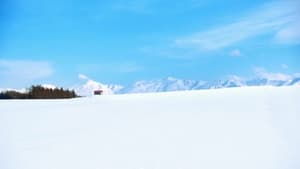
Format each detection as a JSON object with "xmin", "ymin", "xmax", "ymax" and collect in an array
[{"xmin": 0, "ymin": 85, "xmax": 78, "ymax": 99}]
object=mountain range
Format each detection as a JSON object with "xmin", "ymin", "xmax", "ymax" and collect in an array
[{"xmin": 116, "ymin": 75, "xmax": 300, "ymax": 94}]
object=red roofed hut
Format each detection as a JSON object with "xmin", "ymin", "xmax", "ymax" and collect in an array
[{"xmin": 94, "ymin": 90, "xmax": 103, "ymax": 95}]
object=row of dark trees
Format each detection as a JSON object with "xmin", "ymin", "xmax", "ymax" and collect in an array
[{"xmin": 0, "ymin": 85, "xmax": 78, "ymax": 99}]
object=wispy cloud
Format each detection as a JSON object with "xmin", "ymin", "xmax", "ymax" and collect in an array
[
  {"xmin": 230, "ymin": 49, "xmax": 242, "ymax": 57},
  {"xmin": 78, "ymin": 74, "xmax": 89, "ymax": 80},
  {"xmin": 175, "ymin": 0, "xmax": 300, "ymax": 51},
  {"xmin": 0, "ymin": 60, "xmax": 54, "ymax": 85},
  {"xmin": 254, "ymin": 67, "xmax": 293, "ymax": 81},
  {"xmin": 274, "ymin": 22, "xmax": 300, "ymax": 44}
]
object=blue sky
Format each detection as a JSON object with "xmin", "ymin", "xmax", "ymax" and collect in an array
[{"xmin": 0, "ymin": 0, "xmax": 300, "ymax": 88}]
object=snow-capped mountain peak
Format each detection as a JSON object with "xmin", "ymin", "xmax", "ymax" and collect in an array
[
  {"xmin": 74, "ymin": 74, "xmax": 123, "ymax": 96},
  {"xmin": 117, "ymin": 74, "xmax": 300, "ymax": 94}
]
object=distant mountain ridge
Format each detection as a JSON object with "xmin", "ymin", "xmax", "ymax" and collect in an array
[{"xmin": 117, "ymin": 74, "xmax": 300, "ymax": 94}]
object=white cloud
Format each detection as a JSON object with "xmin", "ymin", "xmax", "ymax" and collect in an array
[
  {"xmin": 175, "ymin": 0, "xmax": 300, "ymax": 51},
  {"xmin": 230, "ymin": 49, "xmax": 242, "ymax": 57},
  {"xmin": 0, "ymin": 60, "xmax": 54, "ymax": 85},
  {"xmin": 254, "ymin": 68, "xmax": 292, "ymax": 81},
  {"xmin": 274, "ymin": 22, "xmax": 300, "ymax": 44},
  {"xmin": 78, "ymin": 74, "xmax": 89, "ymax": 80}
]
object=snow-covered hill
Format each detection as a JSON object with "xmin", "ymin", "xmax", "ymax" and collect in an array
[{"xmin": 1, "ymin": 86, "xmax": 300, "ymax": 169}]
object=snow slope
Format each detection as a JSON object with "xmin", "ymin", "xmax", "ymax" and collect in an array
[{"xmin": 1, "ymin": 86, "xmax": 300, "ymax": 169}]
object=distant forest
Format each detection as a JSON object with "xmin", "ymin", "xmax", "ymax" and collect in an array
[{"xmin": 0, "ymin": 85, "xmax": 78, "ymax": 99}]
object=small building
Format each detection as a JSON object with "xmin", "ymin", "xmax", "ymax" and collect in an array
[{"xmin": 94, "ymin": 90, "xmax": 103, "ymax": 95}]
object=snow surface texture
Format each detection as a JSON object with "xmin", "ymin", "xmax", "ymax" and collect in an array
[{"xmin": 1, "ymin": 86, "xmax": 300, "ymax": 169}]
